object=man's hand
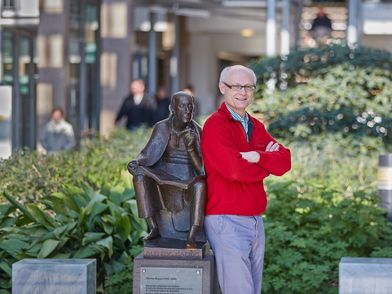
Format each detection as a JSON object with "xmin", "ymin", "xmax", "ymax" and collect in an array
[
  {"xmin": 240, "ymin": 141, "xmax": 280, "ymax": 163},
  {"xmin": 240, "ymin": 151, "xmax": 260, "ymax": 163},
  {"xmin": 182, "ymin": 128, "xmax": 196, "ymax": 151},
  {"xmin": 266, "ymin": 141, "xmax": 279, "ymax": 152}
]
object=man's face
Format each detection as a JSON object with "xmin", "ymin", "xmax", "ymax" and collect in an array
[
  {"xmin": 51, "ymin": 110, "xmax": 63, "ymax": 122},
  {"xmin": 219, "ymin": 69, "xmax": 255, "ymax": 115},
  {"xmin": 172, "ymin": 95, "xmax": 194, "ymax": 124},
  {"xmin": 130, "ymin": 81, "xmax": 145, "ymax": 95}
]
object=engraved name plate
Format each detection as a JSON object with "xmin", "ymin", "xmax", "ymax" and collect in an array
[{"xmin": 140, "ymin": 267, "xmax": 203, "ymax": 294}]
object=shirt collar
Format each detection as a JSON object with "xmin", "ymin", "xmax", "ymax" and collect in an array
[{"xmin": 224, "ymin": 103, "xmax": 249, "ymax": 123}]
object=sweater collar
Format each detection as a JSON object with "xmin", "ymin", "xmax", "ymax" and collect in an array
[{"xmin": 218, "ymin": 102, "xmax": 250, "ymax": 121}]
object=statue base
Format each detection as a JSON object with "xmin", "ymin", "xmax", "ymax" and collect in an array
[
  {"xmin": 144, "ymin": 237, "xmax": 207, "ymax": 259},
  {"xmin": 133, "ymin": 251, "xmax": 219, "ymax": 294}
]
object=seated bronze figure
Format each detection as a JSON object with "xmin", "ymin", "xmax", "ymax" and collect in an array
[{"xmin": 128, "ymin": 91, "xmax": 206, "ymax": 249}]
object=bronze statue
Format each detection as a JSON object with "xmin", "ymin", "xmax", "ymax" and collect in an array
[{"xmin": 128, "ymin": 91, "xmax": 206, "ymax": 249}]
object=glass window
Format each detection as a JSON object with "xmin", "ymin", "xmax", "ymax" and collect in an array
[{"xmin": 1, "ymin": 31, "xmax": 13, "ymax": 85}]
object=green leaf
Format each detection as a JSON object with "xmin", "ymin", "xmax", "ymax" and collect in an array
[
  {"xmin": 2, "ymin": 191, "xmax": 35, "ymax": 221},
  {"xmin": 0, "ymin": 205, "xmax": 14, "ymax": 221},
  {"xmin": 86, "ymin": 202, "xmax": 108, "ymax": 220},
  {"xmin": 0, "ymin": 218, "xmax": 16, "ymax": 229},
  {"xmin": 116, "ymin": 215, "xmax": 131, "ymax": 242},
  {"xmin": 102, "ymin": 222, "xmax": 114, "ymax": 235},
  {"xmin": 73, "ymin": 244, "xmax": 101, "ymax": 258},
  {"xmin": 37, "ymin": 239, "xmax": 60, "ymax": 258},
  {"xmin": 82, "ymin": 232, "xmax": 106, "ymax": 245},
  {"xmin": 0, "ymin": 261, "xmax": 11, "ymax": 276},
  {"xmin": 26, "ymin": 204, "xmax": 56, "ymax": 229},
  {"xmin": 0, "ymin": 239, "xmax": 29, "ymax": 256},
  {"xmin": 97, "ymin": 236, "xmax": 113, "ymax": 258}
]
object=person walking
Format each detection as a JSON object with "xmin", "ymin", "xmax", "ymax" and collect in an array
[{"xmin": 115, "ymin": 79, "xmax": 157, "ymax": 130}]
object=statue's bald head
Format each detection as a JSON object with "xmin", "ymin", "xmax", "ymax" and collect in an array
[{"xmin": 170, "ymin": 91, "xmax": 194, "ymax": 123}]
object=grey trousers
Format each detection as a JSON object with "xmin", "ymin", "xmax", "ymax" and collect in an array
[{"xmin": 205, "ymin": 215, "xmax": 265, "ymax": 294}]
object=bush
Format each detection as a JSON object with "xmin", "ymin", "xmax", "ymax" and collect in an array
[
  {"xmin": 262, "ymin": 134, "xmax": 392, "ymax": 293},
  {"xmin": 0, "ymin": 128, "xmax": 149, "ymax": 203},
  {"xmin": 0, "ymin": 129, "xmax": 150, "ymax": 293},
  {"xmin": 249, "ymin": 45, "xmax": 392, "ymax": 145}
]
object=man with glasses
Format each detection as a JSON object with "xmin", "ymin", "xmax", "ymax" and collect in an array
[{"xmin": 201, "ymin": 65, "xmax": 291, "ymax": 294}]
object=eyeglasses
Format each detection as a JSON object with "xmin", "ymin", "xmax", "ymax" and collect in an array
[{"xmin": 222, "ymin": 82, "xmax": 256, "ymax": 93}]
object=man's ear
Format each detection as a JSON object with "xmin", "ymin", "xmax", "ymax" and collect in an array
[{"xmin": 218, "ymin": 82, "xmax": 225, "ymax": 95}]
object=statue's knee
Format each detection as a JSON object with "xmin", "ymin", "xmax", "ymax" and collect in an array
[{"xmin": 193, "ymin": 178, "xmax": 206, "ymax": 193}]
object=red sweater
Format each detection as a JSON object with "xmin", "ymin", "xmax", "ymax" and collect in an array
[{"xmin": 201, "ymin": 103, "xmax": 291, "ymax": 215}]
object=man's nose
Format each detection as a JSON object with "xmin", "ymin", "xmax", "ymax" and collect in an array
[{"xmin": 239, "ymin": 87, "xmax": 247, "ymax": 94}]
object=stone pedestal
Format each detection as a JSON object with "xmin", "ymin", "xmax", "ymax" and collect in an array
[
  {"xmin": 133, "ymin": 238, "xmax": 219, "ymax": 294},
  {"xmin": 12, "ymin": 259, "xmax": 96, "ymax": 294},
  {"xmin": 339, "ymin": 257, "xmax": 392, "ymax": 294}
]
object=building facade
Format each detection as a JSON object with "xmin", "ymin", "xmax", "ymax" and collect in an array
[{"xmin": 1, "ymin": 0, "xmax": 392, "ymax": 158}]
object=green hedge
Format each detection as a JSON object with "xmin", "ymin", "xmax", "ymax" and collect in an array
[
  {"xmin": 262, "ymin": 134, "xmax": 392, "ymax": 293},
  {"xmin": 249, "ymin": 45, "xmax": 392, "ymax": 145},
  {"xmin": 0, "ymin": 129, "xmax": 150, "ymax": 293}
]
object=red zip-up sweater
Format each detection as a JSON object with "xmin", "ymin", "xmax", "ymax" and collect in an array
[{"xmin": 201, "ymin": 103, "xmax": 291, "ymax": 216}]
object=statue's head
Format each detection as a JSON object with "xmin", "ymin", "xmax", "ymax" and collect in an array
[{"xmin": 170, "ymin": 91, "xmax": 194, "ymax": 124}]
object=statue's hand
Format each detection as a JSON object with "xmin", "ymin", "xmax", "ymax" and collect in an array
[
  {"xmin": 183, "ymin": 128, "xmax": 196, "ymax": 152},
  {"xmin": 127, "ymin": 160, "xmax": 139, "ymax": 175}
]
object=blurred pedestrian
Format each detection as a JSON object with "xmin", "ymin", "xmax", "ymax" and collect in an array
[
  {"xmin": 154, "ymin": 86, "xmax": 170, "ymax": 123},
  {"xmin": 310, "ymin": 6, "xmax": 332, "ymax": 43},
  {"xmin": 40, "ymin": 107, "xmax": 75, "ymax": 153},
  {"xmin": 115, "ymin": 79, "xmax": 157, "ymax": 130}
]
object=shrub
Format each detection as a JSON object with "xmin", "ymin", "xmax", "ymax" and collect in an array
[
  {"xmin": 262, "ymin": 134, "xmax": 392, "ymax": 293},
  {"xmin": 249, "ymin": 45, "xmax": 392, "ymax": 145},
  {"xmin": 0, "ymin": 129, "xmax": 150, "ymax": 293}
]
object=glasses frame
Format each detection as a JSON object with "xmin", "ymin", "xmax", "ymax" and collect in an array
[{"xmin": 222, "ymin": 82, "xmax": 256, "ymax": 93}]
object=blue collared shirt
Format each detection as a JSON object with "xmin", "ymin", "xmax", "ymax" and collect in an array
[{"xmin": 225, "ymin": 103, "xmax": 251, "ymax": 142}]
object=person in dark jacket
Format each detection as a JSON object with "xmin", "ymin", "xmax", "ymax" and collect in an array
[
  {"xmin": 154, "ymin": 86, "xmax": 171, "ymax": 123},
  {"xmin": 115, "ymin": 79, "xmax": 156, "ymax": 130},
  {"xmin": 310, "ymin": 6, "xmax": 332, "ymax": 42}
]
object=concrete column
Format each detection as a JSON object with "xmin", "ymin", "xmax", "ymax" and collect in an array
[
  {"xmin": 189, "ymin": 34, "xmax": 216, "ymax": 115},
  {"xmin": 281, "ymin": 0, "xmax": 290, "ymax": 55},
  {"xmin": 148, "ymin": 11, "xmax": 157, "ymax": 96},
  {"xmin": 79, "ymin": 1, "xmax": 87, "ymax": 136},
  {"xmin": 37, "ymin": 0, "xmax": 68, "ymax": 114},
  {"xmin": 293, "ymin": 0, "xmax": 303, "ymax": 50},
  {"xmin": 266, "ymin": 0, "xmax": 277, "ymax": 57},
  {"xmin": 11, "ymin": 33, "xmax": 21, "ymax": 149},
  {"xmin": 348, "ymin": 0, "xmax": 360, "ymax": 47},
  {"xmin": 100, "ymin": 0, "xmax": 133, "ymax": 136},
  {"xmin": 0, "ymin": 27, "xmax": 2, "ymax": 81},
  {"xmin": 170, "ymin": 14, "xmax": 180, "ymax": 93}
]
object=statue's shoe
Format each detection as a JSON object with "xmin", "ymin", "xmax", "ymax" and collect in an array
[
  {"xmin": 186, "ymin": 241, "xmax": 197, "ymax": 249},
  {"xmin": 144, "ymin": 228, "xmax": 160, "ymax": 241}
]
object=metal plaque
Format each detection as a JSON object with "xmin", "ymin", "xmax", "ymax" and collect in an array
[{"xmin": 140, "ymin": 267, "xmax": 203, "ymax": 294}]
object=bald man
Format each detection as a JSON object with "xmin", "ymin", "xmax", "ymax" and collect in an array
[{"xmin": 201, "ymin": 65, "xmax": 291, "ymax": 294}]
